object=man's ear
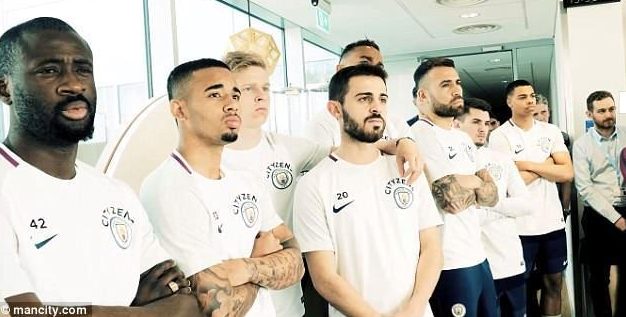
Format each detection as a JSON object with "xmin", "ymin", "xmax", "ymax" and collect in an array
[
  {"xmin": 585, "ymin": 110, "xmax": 593, "ymax": 119},
  {"xmin": 0, "ymin": 75, "xmax": 12, "ymax": 106},
  {"xmin": 417, "ymin": 88, "xmax": 428, "ymax": 104},
  {"xmin": 327, "ymin": 100, "xmax": 342, "ymax": 120},
  {"xmin": 170, "ymin": 99, "xmax": 187, "ymax": 123},
  {"xmin": 453, "ymin": 118, "xmax": 461, "ymax": 129}
]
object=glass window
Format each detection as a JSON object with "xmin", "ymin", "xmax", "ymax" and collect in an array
[
  {"xmin": 0, "ymin": 0, "xmax": 149, "ymax": 150},
  {"xmin": 302, "ymin": 40, "xmax": 339, "ymax": 124}
]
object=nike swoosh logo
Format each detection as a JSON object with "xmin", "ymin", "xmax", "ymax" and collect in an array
[
  {"xmin": 35, "ymin": 234, "xmax": 58, "ymax": 249},
  {"xmin": 514, "ymin": 149, "xmax": 524, "ymax": 154},
  {"xmin": 448, "ymin": 153, "xmax": 457, "ymax": 160},
  {"xmin": 333, "ymin": 200, "xmax": 354, "ymax": 213}
]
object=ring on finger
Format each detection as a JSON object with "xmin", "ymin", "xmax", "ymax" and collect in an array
[{"xmin": 168, "ymin": 281, "xmax": 179, "ymax": 293}]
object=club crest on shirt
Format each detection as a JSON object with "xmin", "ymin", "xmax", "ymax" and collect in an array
[
  {"xmin": 385, "ymin": 177, "xmax": 414, "ymax": 209},
  {"xmin": 266, "ymin": 161, "xmax": 293, "ymax": 190},
  {"xmin": 101, "ymin": 206, "xmax": 135, "ymax": 249},
  {"xmin": 537, "ymin": 136, "xmax": 552, "ymax": 154},
  {"xmin": 232, "ymin": 193, "xmax": 260, "ymax": 228},
  {"xmin": 451, "ymin": 303, "xmax": 466, "ymax": 317},
  {"xmin": 485, "ymin": 162, "xmax": 503, "ymax": 181}
]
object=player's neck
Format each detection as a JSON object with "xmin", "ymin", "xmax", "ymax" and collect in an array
[
  {"xmin": 177, "ymin": 138, "xmax": 223, "ymax": 180},
  {"xmin": 335, "ymin": 135, "xmax": 380, "ymax": 164},
  {"xmin": 423, "ymin": 112, "xmax": 454, "ymax": 130},
  {"xmin": 3, "ymin": 132, "xmax": 78, "ymax": 180},
  {"xmin": 511, "ymin": 115, "xmax": 534, "ymax": 131},
  {"xmin": 227, "ymin": 127, "xmax": 263, "ymax": 150}
]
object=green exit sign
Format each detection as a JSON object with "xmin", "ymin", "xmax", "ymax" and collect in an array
[{"xmin": 316, "ymin": 8, "xmax": 330, "ymax": 33}]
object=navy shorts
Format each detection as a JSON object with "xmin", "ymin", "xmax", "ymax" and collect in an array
[
  {"xmin": 520, "ymin": 229, "xmax": 568, "ymax": 275},
  {"xmin": 430, "ymin": 260, "xmax": 498, "ymax": 317},
  {"xmin": 494, "ymin": 273, "xmax": 526, "ymax": 317}
]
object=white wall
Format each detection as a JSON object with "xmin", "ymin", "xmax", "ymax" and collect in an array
[
  {"xmin": 556, "ymin": 1, "xmax": 626, "ymax": 140},
  {"xmin": 385, "ymin": 57, "xmax": 421, "ymax": 122},
  {"xmin": 553, "ymin": 2, "xmax": 626, "ymax": 315}
]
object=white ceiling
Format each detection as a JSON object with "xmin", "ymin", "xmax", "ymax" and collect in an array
[
  {"xmin": 252, "ymin": 0, "xmax": 559, "ymax": 120},
  {"xmin": 251, "ymin": 0, "xmax": 559, "ymax": 55}
]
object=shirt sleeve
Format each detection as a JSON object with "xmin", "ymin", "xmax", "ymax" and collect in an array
[
  {"xmin": 0, "ymin": 195, "xmax": 35, "ymax": 299},
  {"xmin": 390, "ymin": 115, "xmax": 413, "ymax": 139},
  {"xmin": 414, "ymin": 175, "xmax": 443, "ymax": 230},
  {"xmin": 140, "ymin": 183, "xmax": 222, "ymax": 277},
  {"xmin": 413, "ymin": 125, "xmax": 457, "ymax": 182},
  {"xmin": 574, "ymin": 138, "xmax": 622, "ymax": 223},
  {"xmin": 491, "ymin": 158, "xmax": 532, "ymax": 218},
  {"xmin": 293, "ymin": 175, "xmax": 334, "ymax": 253},
  {"xmin": 487, "ymin": 129, "xmax": 512, "ymax": 156},
  {"xmin": 258, "ymin": 187, "xmax": 284, "ymax": 232},
  {"xmin": 120, "ymin": 186, "xmax": 170, "ymax": 274},
  {"xmin": 303, "ymin": 111, "xmax": 338, "ymax": 148},
  {"xmin": 551, "ymin": 126, "xmax": 569, "ymax": 154},
  {"xmin": 283, "ymin": 135, "xmax": 331, "ymax": 173}
]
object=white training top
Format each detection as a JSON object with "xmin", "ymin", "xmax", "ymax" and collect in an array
[
  {"xmin": 293, "ymin": 153, "xmax": 442, "ymax": 317},
  {"xmin": 0, "ymin": 144, "xmax": 168, "ymax": 305},
  {"xmin": 222, "ymin": 132, "xmax": 328, "ymax": 317},
  {"xmin": 489, "ymin": 120, "xmax": 567, "ymax": 236},
  {"xmin": 475, "ymin": 146, "xmax": 531, "ymax": 279},
  {"xmin": 303, "ymin": 109, "xmax": 412, "ymax": 147},
  {"xmin": 140, "ymin": 151, "xmax": 283, "ymax": 317},
  {"xmin": 411, "ymin": 119, "xmax": 487, "ymax": 270}
]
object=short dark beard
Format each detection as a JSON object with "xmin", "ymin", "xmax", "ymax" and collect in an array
[
  {"xmin": 433, "ymin": 97, "xmax": 463, "ymax": 118},
  {"xmin": 12, "ymin": 86, "xmax": 95, "ymax": 146},
  {"xmin": 221, "ymin": 132, "xmax": 238, "ymax": 143},
  {"xmin": 342, "ymin": 108, "xmax": 385, "ymax": 143}
]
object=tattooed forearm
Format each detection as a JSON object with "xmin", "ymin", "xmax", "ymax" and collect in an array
[
  {"xmin": 475, "ymin": 169, "xmax": 499, "ymax": 207},
  {"xmin": 192, "ymin": 269, "xmax": 259, "ymax": 316},
  {"xmin": 243, "ymin": 237, "xmax": 305, "ymax": 290},
  {"xmin": 431, "ymin": 175, "xmax": 477, "ymax": 213}
]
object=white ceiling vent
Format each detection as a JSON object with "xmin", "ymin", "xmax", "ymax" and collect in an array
[
  {"xmin": 453, "ymin": 23, "xmax": 501, "ymax": 34},
  {"xmin": 436, "ymin": 0, "xmax": 488, "ymax": 7}
]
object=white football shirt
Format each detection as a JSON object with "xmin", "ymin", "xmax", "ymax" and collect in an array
[
  {"xmin": 140, "ymin": 151, "xmax": 283, "ymax": 316},
  {"xmin": 0, "ymin": 144, "xmax": 168, "ymax": 305},
  {"xmin": 475, "ymin": 147, "xmax": 530, "ymax": 279},
  {"xmin": 222, "ymin": 132, "xmax": 328, "ymax": 317},
  {"xmin": 489, "ymin": 120, "xmax": 567, "ymax": 236},
  {"xmin": 293, "ymin": 153, "xmax": 442, "ymax": 317},
  {"xmin": 411, "ymin": 119, "xmax": 487, "ymax": 270}
]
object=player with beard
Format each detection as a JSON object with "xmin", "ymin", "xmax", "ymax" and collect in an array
[
  {"xmin": 455, "ymin": 98, "xmax": 531, "ymax": 317},
  {"xmin": 140, "ymin": 58, "xmax": 305, "ymax": 316},
  {"xmin": 489, "ymin": 80, "xmax": 573, "ymax": 317},
  {"xmin": 221, "ymin": 51, "xmax": 424, "ymax": 317},
  {"xmin": 574, "ymin": 90, "xmax": 626, "ymax": 317},
  {"xmin": 0, "ymin": 17, "xmax": 202, "ymax": 316},
  {"xmin": 293, "ymin": 64, "xmax": 443, "ymax": 317},
  {"xmin": 410, "ymin": 58, "xmax": 499, "ymax": 317}
]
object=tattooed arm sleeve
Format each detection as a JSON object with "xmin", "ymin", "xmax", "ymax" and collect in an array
[
  {"xmin": 191, "ymin": 269, "xmax": 259, "ymax": 317},
  {"xmin": 474, "ymin": 168, "xmax": 499, "ymax": 207},
  {"xmin": 431, "ymin": 174, "xmax": 478, "ymax": 213},
  {"xmin": 243, "ymin": 224, "xmax": 305, "ymax": 290}
]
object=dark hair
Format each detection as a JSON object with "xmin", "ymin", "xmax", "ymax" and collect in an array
[
  {"xmin": 586, "ymin": 90, "xmax": 614, "ymax": 111},
  {"xmin": 412, "ymin": 57, "xmax": 455, "ymax": 89},
  {"xmin": 457, "ymin": 97, "xmax": 492, "ymax": 121},
  {"xmin": 339, "ymin": 39, "xmax": 380, "ymax": 61},
  {"xmin": 328, "ymin": 64, "xmax": 388, "ymax": 104},
  {"xmin": 167, "ymin": 58, "xmax": 230, "ymax": 100},
  {"xmin": 0, "ymin": 17, "xmax": 79, "ymax": 76},
  {"xmin": 505, "ymin": 79, "xmax": 533, "ymax": 97}
]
